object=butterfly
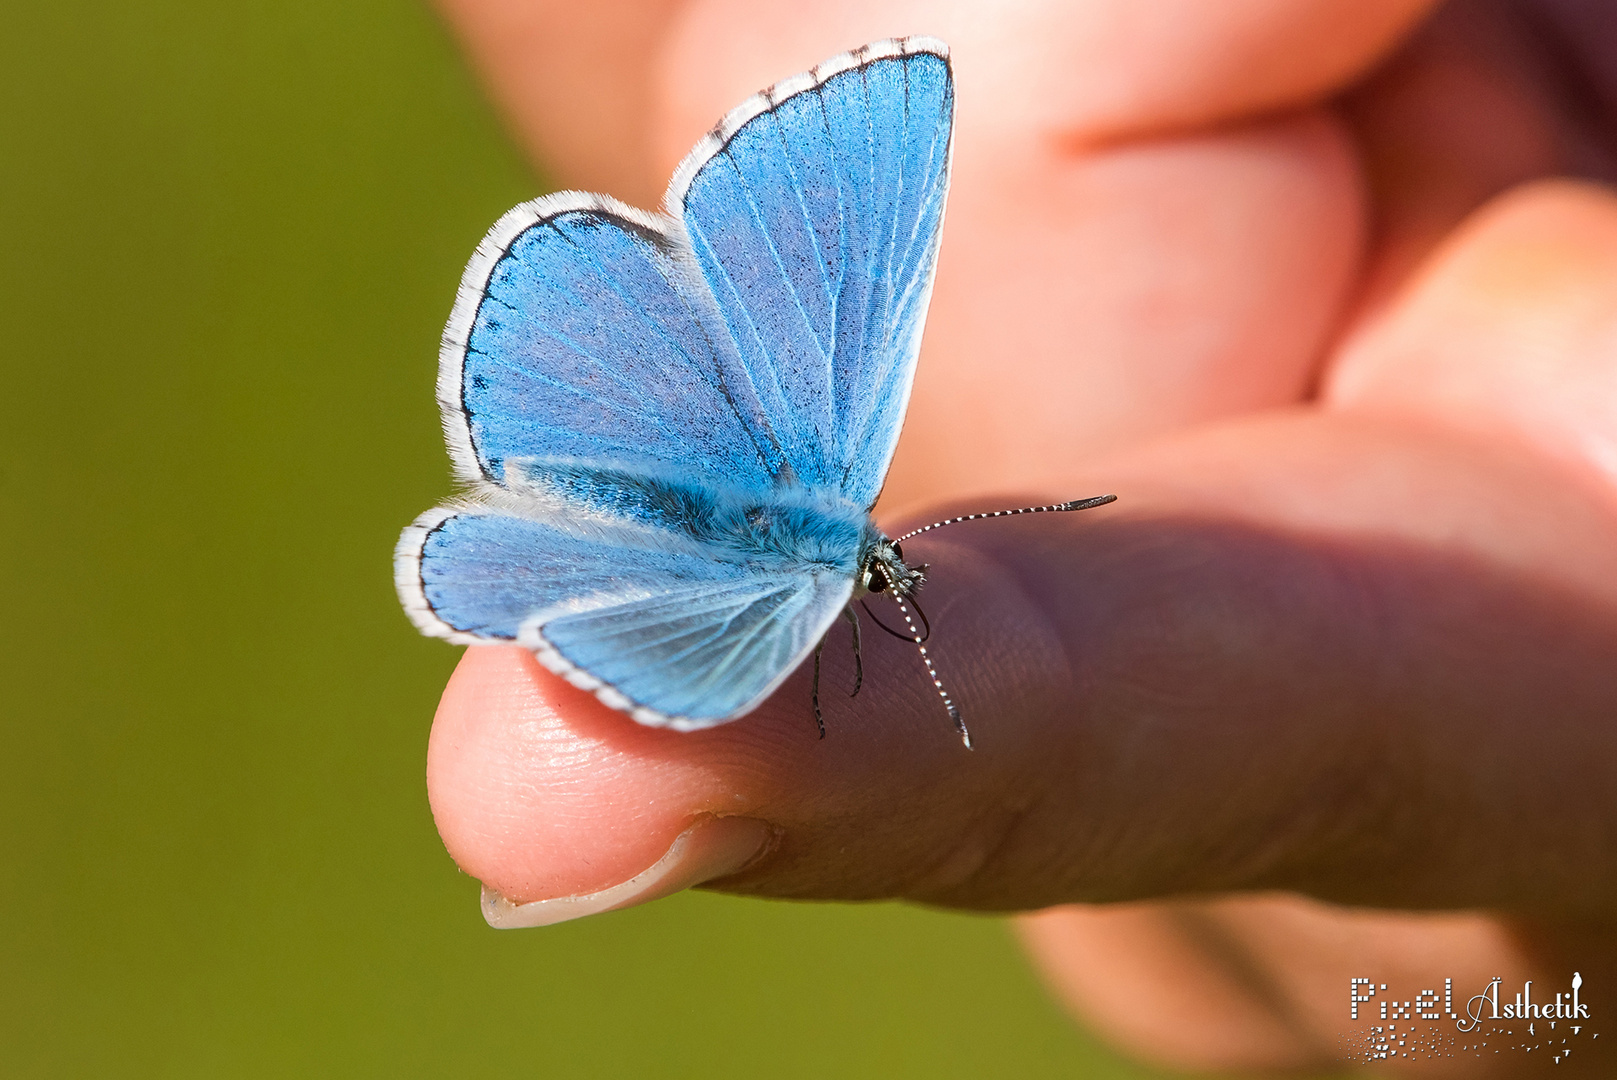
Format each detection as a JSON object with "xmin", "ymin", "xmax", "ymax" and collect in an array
[{"xmin": 395, "ymin": 36, "xmax": 1113, "ymax": 747}]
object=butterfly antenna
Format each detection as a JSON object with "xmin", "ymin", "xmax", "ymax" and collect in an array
[
  {"xmin": 861, "ymin": 599, "xmax": 913, "ymax": 641},
  {"xmin": 892, "ymin": 494, "xmax": 1116, "ymax": 545},
  {"xmin": 842, "ymin": 605, "xmax": 863, "ymax": 698},
  {"xmin": 810, "ymin": 639, "xmax": 827, "ymax": 739},
  {"xmin": 857, "ymin": 593, "xmax": 933, "ymax": 646},
  {"xmin": 892, "ymin": 593, "xmax": 970, "ymax": 749},
  {"xmin": 911, "ymin": 591, "xmax": 937, "ymax": 640}
]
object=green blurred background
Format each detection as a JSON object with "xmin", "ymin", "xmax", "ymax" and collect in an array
[{"xmin": 0, "ymin": 2, "xmax": 1176, "ymax": 1075}]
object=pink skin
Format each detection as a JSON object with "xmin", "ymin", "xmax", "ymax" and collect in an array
[{"xmin": 425, "ymin": 0, "xmax": 1617, "ymax": 1073}]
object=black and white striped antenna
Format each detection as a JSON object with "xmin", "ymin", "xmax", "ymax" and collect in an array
[
  {"xmin": 893, "ymin": 494, "xmax": 1116, "ymax": 545},
  {"xmin": 881, "ymin": 494, "xmax": 1117, "ymax": 748}
]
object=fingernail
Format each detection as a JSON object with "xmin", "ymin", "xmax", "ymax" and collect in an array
[{"xmin": 479, "ymin": 815, "xmax": 775, "ymax": 929}]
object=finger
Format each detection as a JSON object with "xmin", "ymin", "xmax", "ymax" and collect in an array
[
  {"xmin": 650, "ymin": 0, "xmax": 1437, "ymax": 165},
  {"xmin": 883, "ymin": 107, "xmax": 1363, "ymax": 507},
  {"xmin": 1018, "ymin": 899, "xmax": 1349, "ymax": 1073},
  {"xmin": 429, "ymin": 412, "xmax": 1617, "ymax": 918},
  {"xmin": 650, "ymin": 1, "xmax": 1432, "ymax": 505},
  {"xmin": 434, "ymin": 2, "xmax": 1435, "ymax": 510},
  {"xmin": 1010, "ymin": 179, "xmax": 1617, "ymax": 1071},
  {"xmin": 431, "ymin": 0, "xmax": 683, "ymax": 207},
  {"xmin": 1017, "ymin": 896, "xmax": 1605, "ymax": 1075},
  {"xmin": 1339, "ymin": 1, "xmax": 1615, "ymax": 319},
  {"xmin": 437, "ymin": 0, "xmax": 1437, "ymax": 196},
  {"xmin": 1327, "ymin": 179, "xmax": 1617, "ymax": 497}
]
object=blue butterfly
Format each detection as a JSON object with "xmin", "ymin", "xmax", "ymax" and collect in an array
[{"xmin": 396, "ymin": 37, "xmax": 1110, "ymax": 747}]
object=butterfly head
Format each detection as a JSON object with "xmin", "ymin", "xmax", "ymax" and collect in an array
[{"xmin": 857, "ymin": 538, "xmax": 924, "ymax": 599}]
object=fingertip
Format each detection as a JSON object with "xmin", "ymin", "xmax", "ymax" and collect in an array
[
  {"xmin": 479, "ymin": 814, "xmax": 776, "ymax": 929},
  {"xmin": 426, "ymin": 645, "xmax": 731, "ymax": 901}
]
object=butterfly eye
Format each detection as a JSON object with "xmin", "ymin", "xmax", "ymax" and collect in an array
[
  {"xmin": 866, "ymin": 563, "xmax": 890, "ymax": 593},
  {"xmin": 890, "ymin": 542, "xmax": 904, "ymax": 562}
]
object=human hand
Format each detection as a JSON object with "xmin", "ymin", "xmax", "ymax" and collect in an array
[{"xmin": 424, "ymin": 0, "xmax": 1617, "ymax": 1072}]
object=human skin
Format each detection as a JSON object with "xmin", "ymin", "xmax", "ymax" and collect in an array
[{"xmin": 422, "ymin": 0, "xmax": 1617, "ymax": 1073}]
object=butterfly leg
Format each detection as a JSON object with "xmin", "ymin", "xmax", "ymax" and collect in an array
[
  {"xmin": 842, "ymin": 604, "xmax": 863, "ymax": 698},
  {"xmin": 811, "ymin": 638, "xmax": 827, "ymax": 739}
]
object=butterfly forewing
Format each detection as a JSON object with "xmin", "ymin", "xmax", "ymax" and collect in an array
[
  {"xmin": 450, "ymin": 201, "xmax": 778, "ymax": 491},
  {"xmin": 672, "ymin": 39, "xmax": 953, "ymax": 509}
]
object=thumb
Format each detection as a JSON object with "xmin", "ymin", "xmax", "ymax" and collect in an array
[{"xmin": 425, "ymin": 428, "xmax": 1617, "ymax": 925}]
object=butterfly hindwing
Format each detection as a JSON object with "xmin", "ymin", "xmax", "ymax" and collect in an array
[
  {"xmin": 399, "ymin": 504, "xmax": 731, "ymax": 643},
  {"xmin": 534, "ymin": 572, "xmax": 851, "ymax": 727},
  {"xmin": 669, "ymin": 37, "xmax": 953, "ymax": 508},
  {"xmin": 395, "ymin": 467, "xmax": 859, "ymax": 726}
]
